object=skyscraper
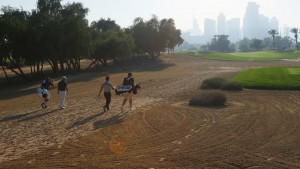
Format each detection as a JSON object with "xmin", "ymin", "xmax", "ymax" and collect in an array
[
  {"xmin": 204, "ymin": 18, "xmax": 216, "ymax": 39},
  {"xmin": 191, "ymin": 17, "xmax": 201, "ymax": 36},
  {"xmin": 270, "ymin": 17, "xmax": 279, "ymax": 31},
  {"xmin": 243, "ymin": 2, "xmax": 260, "ymax": 39},
  {"xmin": 243, "ymin": 2, "xmax": 276, "ymax": 39},
  {"xmin": 226, "ymin": 18, "xmax": 240, "ymax": 42},
  {"xmin": 217, "ymin": 13, "xmax": 226, "ymax": 35}
]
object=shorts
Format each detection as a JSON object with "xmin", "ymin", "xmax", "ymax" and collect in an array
[
  {"xmin": 45, "ymin": 92, "xmax": 51, "ymax": 99},
  {"xmin": 123, "ymin": 92, "xmax": 133, "ymax": 99}
]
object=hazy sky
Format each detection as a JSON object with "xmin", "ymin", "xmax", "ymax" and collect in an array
[{"xmin": 1, "ymin": 0, "xmax": 299, "ymax": 32}]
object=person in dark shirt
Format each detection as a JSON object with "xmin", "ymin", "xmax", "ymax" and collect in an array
[
  {"xmin": 41, "ymin": 77, "xmax": 54, "ymax": 109},
  {"xmin": 121, "ymin": 72, "xmax": 135, "ymax": 112},
  {"xmin": 57, "ymin": 76, "xmax": 68, "ymax": 109}
]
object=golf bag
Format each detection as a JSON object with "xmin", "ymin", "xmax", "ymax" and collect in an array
[
  {"xmin": 115, "ymin": 84, "xmax": 141, "ymax": 95},
  {"xmin": 115, "ymin": 85, "xmax": 132, "ymax": 95}
]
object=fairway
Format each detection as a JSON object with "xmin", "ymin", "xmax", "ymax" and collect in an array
[
  {"xmin": 230, "ymin": 67, "xmax": 300, "ymax": 89},
  {"xmin": 183, "ymin": 50, "xmax": 300, "ymax": 61}
]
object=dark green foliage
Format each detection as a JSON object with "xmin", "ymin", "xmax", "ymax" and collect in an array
[
  {"xmin": 0, "ymin": 1, "xmax": 183, "ymax": 82},
  {"xmin": 200, "ymin": 78, "xmax": 227, "ymax": 89},
  {"xmin": 208, "ymin": 35, "xmax": 234, "ymax": 53},
  {"xmin": 189, "ymin": 92, "xmax": 227, "ymax": 106},
  {"xmin": 250, "ymin": 39, "xmax": 264, "ymax": 51},
  {"xmin": 221, "ymin": 82, "xmax": 243, "ymax": 91},
  {"xmin": 128, "ymin": 15, "xmax": 183, "ymax": 58}
]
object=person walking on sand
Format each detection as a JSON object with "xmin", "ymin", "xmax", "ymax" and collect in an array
[
  {"xmin": 41, "ymin": 77, "xmax": 54, "ymax": 109},
  {"xmin": 98, "ymin": 76, "xmax": 115, "ymax": 112},
  {"xmin": 121, "ymin": 72, "xmax": 135, "ymax": 112},
  {"xmin": 57, "ymin": 76, "xmax": 68, "ymax": 109}
]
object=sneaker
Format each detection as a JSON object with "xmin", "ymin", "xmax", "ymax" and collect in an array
[
  {"xmin": 121, "ymin": 106, "xmax": 124, "ymax": 113},
  {"xmin": 60, "ymin": 107, "xmax": 65, "ymax": 109},
  {"xmin": 129, "ymin": 107, "xmax": 134, "ymax": 111},
  {"xmin": 41, "ymin": 103, "xmax": 45, "ymax": 109}
]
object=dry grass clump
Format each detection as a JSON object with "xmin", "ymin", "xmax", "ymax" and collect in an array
[
  {"xmin": 221, "ymin": 82, "xmax": 243, "ymax": 91},
  {"xmin": 200, "ymin": 77, "xmax": 227, "ymax": 89},
  {"xmin": 189, "ymin": 91, "xmax": 227, "ymax": 106}
]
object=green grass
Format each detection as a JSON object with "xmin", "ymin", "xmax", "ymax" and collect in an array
[
  {"xmin": 230, "ymin": 67, "xmax": 300, "ymax": 89},
  {"xmin": 182, "ymin": 50, "xmax": 300, "ymax": 61}
]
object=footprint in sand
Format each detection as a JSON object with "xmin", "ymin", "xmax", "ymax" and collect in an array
[
  {"xmin": 159, "ymin": 158, "xmax": 165, "ymax": 161},
  {"xmin": 51, "ymin": 152, "xmax": 60, "ymax": 156},
  {"xmin": 185, "ymin": 135, "xmax": 192, "ymax": 138},
  {"xmin": 135, "ymin": 155, "xmax": 146, "ymax": 159},
  {"xmin": 172, "ymin": 140, "xmax": 182, "ymax": 144},
  {"xmin": 27, "ymin": 159, "xmax": 36, "ymax": 164}
]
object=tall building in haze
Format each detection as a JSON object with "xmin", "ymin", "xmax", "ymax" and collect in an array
[
  {"xmin": 204, "ymin": 18, "xmax": 216, "ymax": 40},
  {"xmin": 191, "ymin": 17, "xmax": 201, "ymax": 36},
  {"xmin": 270, "ymin": 17, "xmax": 279, "ymax": 31},
  {"xmin": 243, "ymin": 2, "xmax": 260, "ymax": 39},
  {"xmin": 226, "ymin": 18, "xmax": 240, "ymax": 42},
  {"xmin": 217, "ymin": 13, "xmax": 226, "ymax": 35},
  {"xmin": 243, "ymin": 2, "xmax": 280, "ymax": 39}
]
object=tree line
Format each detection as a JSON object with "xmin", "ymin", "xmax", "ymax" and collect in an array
[{"xmin": 0, "ymin": 0, "xmax": 183, "ymax": 81}]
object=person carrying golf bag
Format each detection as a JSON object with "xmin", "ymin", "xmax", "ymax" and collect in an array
[{"xmin": 121, "ymin": 72, "xmax": 135, "ymax": 112}]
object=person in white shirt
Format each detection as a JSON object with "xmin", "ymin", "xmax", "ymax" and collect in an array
[{"xmin": 98, "ymin": 76, "xmax": 115, "ymax": 112}]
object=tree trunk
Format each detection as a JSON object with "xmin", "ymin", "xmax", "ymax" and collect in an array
[
  {"xmin": 59, "ymin": 60, "xmax": 65, "ymax": 74},
  {"xmin": 1, "ymin": 64, "xmax": 9, "ymax": 82}
]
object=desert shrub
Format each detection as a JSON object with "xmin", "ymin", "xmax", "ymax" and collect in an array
[
  {"xmin": 221, "ymin": 82, "xmax": 243, "ymax": 91},
  {"xmin": 200, "ymin": 77, "xmax": 227, "ymax": 89},
  {"xmin": 189, "ymin": 92, "xmax": 227, "ymax": 106}
]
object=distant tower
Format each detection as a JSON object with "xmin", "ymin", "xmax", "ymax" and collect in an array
[
  {"xmin": 243, "ymin": 2, "xmax": 260, "ymax": 39},
  {"xmin": 217, "ymin": 13, "xmax": 226, "ymax": 35},
  {"xmin": 283, "ymin": 24, "xmax": 290, "ymax": 37},
  {"xmin": 204, "ymin": 18, "xmax": 216, "ymax": 39},
  {"xmin": 191, "ymin": 17, "xmax": 201, "ymax": 36},
  {"xmin": 269, "ymin": 17, "xmax": 279, "ymax": 31},
  {"xmin": 226, "ymin": 18, "xmax": 241, "ymax": 42}
]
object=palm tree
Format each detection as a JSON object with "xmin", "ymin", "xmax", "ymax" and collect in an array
[
  {"xmin": 268, "ymin": 29, "xmax": 278, "ymax": 49},
  {"xmin": 290, "ymin": 28, "xmax": 298, "ymax": 49}
]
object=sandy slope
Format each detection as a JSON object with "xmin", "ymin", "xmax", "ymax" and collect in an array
[{"xmin": 0, "ymin": 54, "xmax": 299, "ymax": 168}]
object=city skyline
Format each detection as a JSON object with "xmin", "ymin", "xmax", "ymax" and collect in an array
[{"xmin": 1, "ymin": 0, "xmax": 300, "ymax": 33}]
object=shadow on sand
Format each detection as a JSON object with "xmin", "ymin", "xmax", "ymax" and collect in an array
[
  {"xmin": 93, "ymin": 113, "xmax": 125, "ymax": 130},
  {"xmin": 67, "ymin": 111, "xmax": 106, "ymax": 129},
  {"xmin": 0, "ymin": 110, "xmax": 40, "ymax": 122},
  {"xmin": 18, "ymin": 109, "xmax": 59, "ymax": 122}
]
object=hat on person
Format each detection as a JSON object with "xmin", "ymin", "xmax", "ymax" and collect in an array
[
  {"xmin": 62, "ymin": 76, "xmax": 67, "ymax": 79},
  {"xmin": 128, "ymin": 72, "xmax": 132, "ymax": 76}
]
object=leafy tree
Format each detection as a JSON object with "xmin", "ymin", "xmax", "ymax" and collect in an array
[
  {"xmin": 238, "ymin": 38, "xmax": 251, "ymax": 52},
  {"xmin": 60, "ymin": 2, "xmax": 90, "ymax": 72},
  {"xmin": 208, "ymin": 35, "xmax": 231, "ymax": 52},
  {"xmin": 268, "ymin": 29, "xmax": 278, "ymax": 49},
  {"xmin": 89, "ymin": 18, "xmax": 134, "ymax": 67},
  {"xmin": 128, "ymin": 15, "xmax": 183, "ymax": 57},
  {"xmin": 0, "ymin": 7, "xmax": 30, "ymax": 79},
  {"xmin": 250, "ymin": 39, "xmax": 264, "ymax": 51},
  {"xmin": 290, "ymin": 28, "xmax": 298, "ymax": 49}
]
